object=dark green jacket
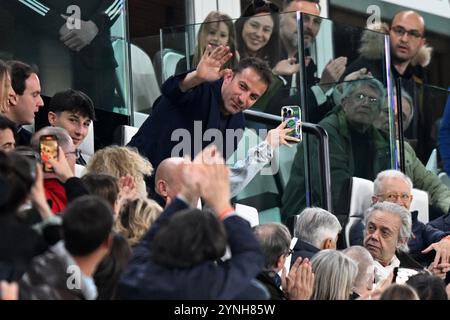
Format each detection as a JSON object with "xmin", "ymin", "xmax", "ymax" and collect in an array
[{"xmin": 281, "ymin": 108, "xmax": 450, "ymax": 222}]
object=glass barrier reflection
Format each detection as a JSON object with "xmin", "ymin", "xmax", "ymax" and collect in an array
[{"xmin": 0, "ymin": 0, "xmax": 130, "ymax": 115}]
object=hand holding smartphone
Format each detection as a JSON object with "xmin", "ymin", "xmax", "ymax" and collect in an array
[
  {"xmin": 39, "ymin": 135, "xmax": 59, "ymax": 173},
  {"xmin": 281, "ymin": 105, "xmax": 302, "ymax": 141}
]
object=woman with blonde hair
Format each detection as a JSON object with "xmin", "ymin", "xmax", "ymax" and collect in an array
[
  {"xmin": 176, "ymin": 11, "xmax": 239, "ymax": 74},
  {"xmin": 311, "ymin": 249, "xmax": 358, "ymax": 300},
  {"xmin": 115, "ymin": 197, "xmax": 163, "ymax": 247},
  {"xmin": 85, "ymin": 146, "xmax": 153, "ymax": 198},
  {"xmin": 0, "ymin": 60, "xmax": 15, "ymax": 113}
]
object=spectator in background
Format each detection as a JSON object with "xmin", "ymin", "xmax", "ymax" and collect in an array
[
  {"xmin": 310, "ymin": 250, "xmax": 358, "ymax": 300},
  {"xmin": 344, "ymin": 10, "xmax": 430, "ymax": 85},
  {"xmin": 2, "ymin": 61, "xmax": 44, "ymax": 146},
  {"xmin": 235, "ymin": 0, "xmax": 280, "ymax": 69},
  {"xmin": 115, "ymin": 197, "xmax": 163, "ymax": 247},
  {"xmin": 291, "ymin": 207, "xmax": 341, "ymax": 263},
  {"xmin": 342, "ymin": 246, "xmax": 375, "ymax": 299},
  {"xmin": 0, "ymin": 151, "xmax": 48, "ymax": 281},
  {"xmin": 31, "ymin": 126, "xmax": 79, "ymax": 214},
  {"xmin": 253, "ymin": 222, "xmax": 315, "ymax": 300},
  {"xmin": 265, "ymin": 0, "xmax": 347, "ymax": 122},
  {"xmin": 362, "ymin": 202, "xmax": 430, "ymax": 284},
  {"xmin": 86, "ymin": 146, "xmax": 152, "ymax": 199},
  {"xmin": 118, "ymin": 146, "xmax": 267, "ymax": 299},
  {"xmin": 94, "ymin": 233, "xmax": 131, "ymax": 300},
  {"xmin": 0, "ymin": 59, "xmax": 16, "ymax": 113},
  {"xmin": 406, "ymin": 273, "xmax": 448, "ymax": 300},
  {"xmin": 379, "ymin": 283, "xmax": 419, "ymax": 300},
  {"xmin": 253, "ymin": 223, "xmax": 291, "ymax": 300},
  {"xmin": 81, "ymin": 173, "xmax": 120, "ymax": 217},
  {"xmin": 48, "ymin": 89, "xmax": 96, "ymax": 165},
  {"xmin": 0, "ymin": 115, "xmax": 17, "ymax": 152},
  {"xmin": 176, "ymin": 11, "xmax": 239, "ymax": 74},
  {"xmin": 19, "ymin": 195, "xmax": 114, "ymax": 300}
]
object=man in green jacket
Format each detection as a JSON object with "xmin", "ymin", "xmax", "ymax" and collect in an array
[{"xmin": 282, "ymin": 76, "xmax": 450, "ymax": 223}]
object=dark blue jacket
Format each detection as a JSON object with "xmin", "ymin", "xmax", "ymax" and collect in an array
[
  {"xmin": 438, "ymin": 89, "xmax": 450, "ymax": 175},
  {"xmin": 128, "ymin": 71, "xmax": 245, "ymax": 172},
  {"xmin": 290, "ymin": 238, "xmax": 320, "ymax": 266},
  {"xmin": 118, "ymin": 198, "xmax": 265, "ymax": 299}
]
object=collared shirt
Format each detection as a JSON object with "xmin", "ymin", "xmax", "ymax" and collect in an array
[{"xmin": 373, "ymin": 255, "xmax": 400, "ymax": 284}]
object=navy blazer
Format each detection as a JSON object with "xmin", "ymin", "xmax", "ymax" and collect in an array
[
  {"xmin": 128, "ymin": 72, "xmax": 245, "ymax": 172},
  {"xmin": 118, "ymin": 198, "xmax": 265, "ymax": 299}
]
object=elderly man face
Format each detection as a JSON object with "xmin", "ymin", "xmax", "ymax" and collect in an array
[
  {"xmin": 342, "ymin": 84, "xmax": 382, "ymax": 132},
  {"xmin": 372, "ymin": 176, "xmax": 413, "ymax": 210},
  {"xmin": 363, "ymin": 209, "xmax": 403, "ymax": 266}
]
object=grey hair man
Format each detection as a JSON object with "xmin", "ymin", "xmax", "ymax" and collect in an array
[
  {"xmin": 253, "ymin": 222, "xmax": 315, "ymax": 300},
  {"xmin": 363, "ymin": 201, "xmax": 422, "ymax": 283},
  {"xmin": 343, "ymin": 245, "xmax": 375, "ymax": 298},
  {"xmin": 372, "ymin": 170, "xmax": 450, "ymax": 273},
  {"xmin": 253, "ymin": 223, "xmax": 292, "ymax": 300},
  {"xmin": 291, "ymin": 207, "xmax": 341, "ymax": 264}
]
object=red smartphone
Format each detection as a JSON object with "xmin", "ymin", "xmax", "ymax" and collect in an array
[{"xmin": 39, "ymin": 135, "xmax": 59, "ymax": 173}]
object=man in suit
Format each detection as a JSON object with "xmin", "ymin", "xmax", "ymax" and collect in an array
[{"xmin": 128, "ymin": 46, "xmax": 272, "ymax": 195}]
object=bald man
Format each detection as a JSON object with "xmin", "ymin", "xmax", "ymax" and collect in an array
[{"xmin": 344, "ymin": 10, "xmax": 429, "ymax": 84}]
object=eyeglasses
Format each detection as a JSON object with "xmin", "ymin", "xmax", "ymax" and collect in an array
[
  {"xmin": 391, "ymin": 26, "xmax": 423, "ymax": 39},
  {"xmin": 252, "ymin": 0, "xmax": 279, "ymax": 13},
  {"xmin": 353, "ymin": 93, "xmax": 379, "ymax": 107},
  {"xmin": 65, "ymin": 149, "xmax": 81, "ymax": 160},
  {"xmin": 377, "ymin": 193, "xmax": 411, "ymax": 202}
]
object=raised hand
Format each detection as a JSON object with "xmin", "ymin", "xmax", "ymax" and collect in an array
[
  {"xmin": 282, "ymin": 257, "xmax": 314, "ymax": 300},
  {"xmin": 265, "ymin": 121, "xmax": 301, "ymax": 149},
  {"xmin": 196, "ymin": 45, "xmax": 233, "ymax": 82},
  {"xmin": 319, "ymin": 56, "xmax": 348, "ymax": 92}
]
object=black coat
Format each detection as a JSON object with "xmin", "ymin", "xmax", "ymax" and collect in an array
[
  {"xmin": 118, "ymin": 198, "xmax": 265, "ymax": 299},
  {"xmin": 290, "ymin": 238, "xmax": 320, "ymax": 266}
]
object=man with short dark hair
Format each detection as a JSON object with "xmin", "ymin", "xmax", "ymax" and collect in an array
[
  {"xmin": 0, "ymin": 115, "xmax": 17, "ymax": 152},
  {"xmin": 48, "ymin": 89, "xmax": 96, "ymax": 165},
  {"xmin": 19, "ymin": 195, "xmax": 113, "ymax": 300},
  {"xmin": 2, "ymin": 61, "xmax": 44, "ymax": 146},
  {"xmin": 128, "ymin": 46, "xmax": 272, "ymax": 195},
  {"xmin": 265, "ymin": 0, "xmax": 348, "ymax": 122}
]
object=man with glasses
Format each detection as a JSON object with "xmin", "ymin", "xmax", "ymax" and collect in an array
[
  {"xmin": 352, "ymin": 170, "xmax": 450, "ymax": 279},
  {"xmin": 282, "ymin": 76, "xmax": 450, "ymax": 226},
  {"xmin": 282, "ymin": 77, "xmax": 388, "ymax": 222},
  {"xmin": 344, "ymin": 10, "xmax": 429, "ymax": 84}
]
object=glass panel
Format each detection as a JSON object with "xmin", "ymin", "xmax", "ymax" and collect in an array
[
  {"xmin": 398, "ymin": 79, "xmax": 450, "ymax": 171},
  {"xmin": 158, "ymin": 12, "xmax": 397, "ymax": 221},
  {"xmin": 288, "ymin": 13, "xmax": 396, "ymax": 217},
  {"xmin": 0, "ymin": 0, "xmax": 131, "ymax": 147},
  {"xmin": 0, "ymin": 1, "xmax": 130, "ymax": 113}
]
